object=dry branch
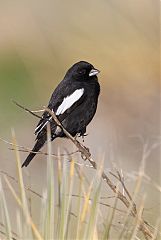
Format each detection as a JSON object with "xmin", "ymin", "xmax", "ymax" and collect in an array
[
  {"xmin": 11, "ymin": 101, "xmax": 154, "ymax": 239},
  {"xmin": 45, "ymin": 107, "xmax": 153, "ymax": 239}
]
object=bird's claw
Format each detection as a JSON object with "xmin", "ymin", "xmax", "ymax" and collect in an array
[
  {"xmin": 74, "ymin": 133, "xmax": 80, "ymax": 140},
  {"xmin": 74, "ymin": 133, "xmax": 88, "ymax": 141},
  {"xmin": 81, "ymin": 133, "xmax": 88, "ymax": 142}
]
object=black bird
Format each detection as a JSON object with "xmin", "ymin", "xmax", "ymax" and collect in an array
[{"xmin": 22, "ymin": 61, "xmax": 100, "ymax": 167}]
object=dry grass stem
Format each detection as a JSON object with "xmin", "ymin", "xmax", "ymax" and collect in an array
[
  {"xmin": 7, "ymin": 101, "xmax": 155, "ymax": 239},
  {"xmin": 45, "ymin": 107, "xmax": 154, "ymax": 239}
]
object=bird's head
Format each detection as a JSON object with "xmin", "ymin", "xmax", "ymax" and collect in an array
[{"xmin": 65, "ymin": 61, "xmax": 100, "ymax": 81}]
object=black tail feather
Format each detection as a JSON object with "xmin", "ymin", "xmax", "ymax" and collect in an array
[{"xmin": 21, "ymin": 138, "xmax": 46, "ymax": 168}]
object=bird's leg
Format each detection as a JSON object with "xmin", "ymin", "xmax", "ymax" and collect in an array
[
  {"xmin": 82, "ymin": 133, "xmax": 88, "ymax": 142},
  {"xmin": 74, "ymin": 132, "xmax": 88, "ymax": 141},
  {"xmin": 79, "ymin": 127, "xmax": 88, "ymax": 142},
  {"xmin": 74, "ymin": 133, "xmax": 80, "ymax": 140}
]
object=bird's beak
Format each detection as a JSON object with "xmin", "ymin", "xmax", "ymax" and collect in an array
[{"xmin": 89, "ymin": 68, "xmax": 100, "ymax": 77}]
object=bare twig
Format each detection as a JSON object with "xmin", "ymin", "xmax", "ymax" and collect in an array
[
  {"xmin": 9, "ymin": 147, "xmax": 78, "ymax": 158},
  {"xmin": 45, "ymin": 107, "xmax": 154, "ymax": 239},
  {"xmin": 12, "ymin": 100, "xmax": 42, "ymax": 119},
  {"xmin": 0, "ymin": 222, "xmax": 18, "ymax": 240},
  {"xmin": 71, "ymin": 194, "xmax": 126, "ymax": 213},
  {"xmin": 109, "ymin": 170, "xmax": 137, "ymax": 214},
  {"xmin": 0, "ymin": 170, "xmax": 43, "ymax": 199},
  {"xmin": 0, "ymin": 137, "xmax": 79, "ymax": 158},
  {"xmin": 0, "ymin": 230, "xmax": 17, "ymax": 240},
  {"xmin": 11, "ymin": 101, "xmax": 154, "ymax": 239}
]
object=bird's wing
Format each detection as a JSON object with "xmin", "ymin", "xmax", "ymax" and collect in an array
[
  {"xmin": 35, "ymin": 81, "xmax": 86, "ymax": 136},
  {"xmin": 34, "ymin": 111, "xmax": 52, "ymax": 136}
]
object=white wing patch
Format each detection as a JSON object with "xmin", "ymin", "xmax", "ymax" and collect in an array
[
  {"xmin": 56, "ymin": 88, "xmax": 84, "ymax": 115},
  {"xmin": 35, "ymin": 88, "xmax": 84, "ymax": 135}
]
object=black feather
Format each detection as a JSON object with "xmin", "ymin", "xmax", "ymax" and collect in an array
[{"xmin": 22, "ymin": 61, "xmax": 100, "ymax": 167}]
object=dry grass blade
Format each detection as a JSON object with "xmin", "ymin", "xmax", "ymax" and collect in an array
[
  {"xmin": 11, "ymin": 101, "xmax": 155, "ymax": 239},
  {"xmin": 0, "ymin": 179, "xmax": 12, "ymax": 239},
  {"xmin": 0, "ymin": 230, "xmax": 17, "ymax": 240},
  {"xmin": 0, "ymin": 136, "xmax": 78, "ymax": 158},
  {"xmin": 42, "ymin": 124, "xmax": 55, "ymax": 239},
  {"xmin": 4, "ymin": 176, "xmax": 43, "ymax": 240},
  {"xmin": 151, "ymin": 219, "xmax": 161, "ymax": 240},
  {"xmin": 103, "ymin": 189, "xmax": 118, "ymax": 240},
  {"xmin": 129, "ymin": 195, "xmax": 146, "ymax": 240},
  {"xmin": 45, "ymin": 107, "xmax": 154, "ymax": 239},
  {"xmin": 4, "ymin": 131, "xmax": 43, "ymax": 240},
  {"xmin": 0, "ymin": 222, "xmax": 18, "ymax": 239},
  {"xmin": 109, "ymin": 170, "xmax": 137, "ymax": 214},
  {"xmin": 0, "ymin": 170, "xmax": 43, "ymax": 198}
]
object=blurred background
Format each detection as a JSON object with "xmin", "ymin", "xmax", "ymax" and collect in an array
[{"xmin": 0, "ymin": 0, "xmax": 160, "ymax": 232}]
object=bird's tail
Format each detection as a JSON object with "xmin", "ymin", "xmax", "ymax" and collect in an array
[{"xmin": 21, "ymin": 137, "xmax": 46, "ymax": 168}]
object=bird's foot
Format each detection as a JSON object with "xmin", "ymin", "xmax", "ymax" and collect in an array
[
  {"xmin": 74, "ymin": 133, "xmax": 80, "ymax": 140},
  {"xmin": 74, "ymin": 133, "xmax": 88, "ymax": 141},
  {"xmin": 81, "ymin": 133, "xmax": 88, "ymax": 142}
]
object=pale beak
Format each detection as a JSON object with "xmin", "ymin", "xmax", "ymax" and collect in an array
[{"xmin": 89, "ymin": 68, "xmax": 100, "ymax": 77}]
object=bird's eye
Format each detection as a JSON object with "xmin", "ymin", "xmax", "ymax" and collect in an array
[{"xmin": 79, "ymin": 69, "xmax": 86, "ymax": 75}]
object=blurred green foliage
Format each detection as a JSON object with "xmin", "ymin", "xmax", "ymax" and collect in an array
[
  {"xmin": 0, "ymin": 53, "xmax": 35, "ymax": 126},
  {"xmin": 0, "ymin": 54, "xmax": 33, "ymax": 100}
]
